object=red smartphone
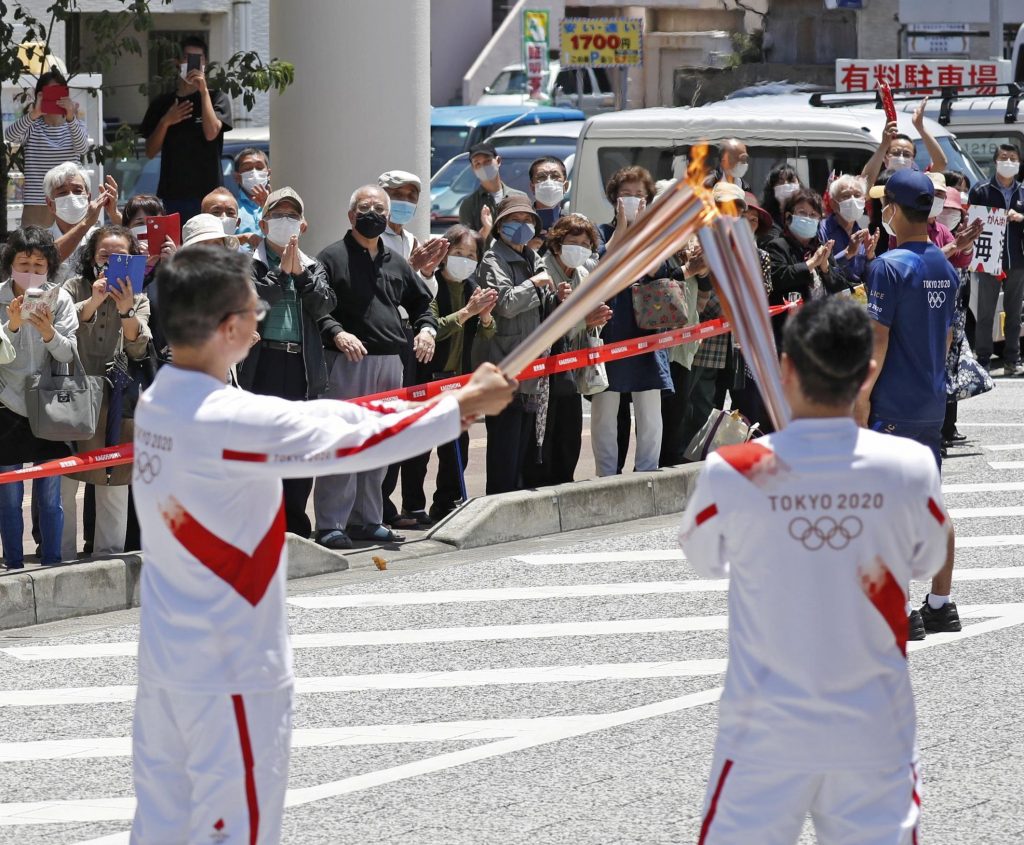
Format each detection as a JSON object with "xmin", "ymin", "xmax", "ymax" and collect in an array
[
  {"xmin": 878, "ymin": 81, "xmax": 897, "ymax": 124},
  {"xmin": 145, "ymin": 213, "xmax": 181, "ymax": 256},
  {"xmin": 40, "ymin": 85, "xmax": 70, "ymax": 116}
]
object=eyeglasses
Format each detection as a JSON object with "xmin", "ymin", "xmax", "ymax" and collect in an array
[
  {"xmin": 265, "ymin": 212, "xmax": 301, "ymax": 221},
  {"xmin": 888, "ymin": 151, "xmax": 914, "ymax": 160},
  {"xmin": 355, "ymin": 202, "xmax": 388, "ymax": 214},
  {"xmin": 220, "ymin": 298, "xmax": 269, "ymax": 324}
]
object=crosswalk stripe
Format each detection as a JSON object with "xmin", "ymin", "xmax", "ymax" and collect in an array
[
  {"xmin": 515, "ymin": 550, "xmax": 684, "ymax": 565},
  {"xmin": 982, "ymin": 443, "xmax": 1024, "ymax": 452},
  {"xmin": 987, "ymin": 461, "xmax": 1024, "ymax": 470},
  {"xmin": 0, "ymin": 660, "xmax": 729, "ymax": 707},
  {"xmin": 957, "ymin": 422, "xmax": 1024, "ymax": 426},
  {"xmin": 942, "ymin": 481, "xmax": 1024, "ymax": 493},
  {"xmin": 0, "ymin": 616, "xmax": 731, "ymax": 662},
  {"xmin": 947, "ymin": 506, "xmax": 1024, "ymax": 518}
]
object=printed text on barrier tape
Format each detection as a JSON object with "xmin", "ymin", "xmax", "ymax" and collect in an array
[{"xmin": 0, "ymin": 303, "xmax": 795, "ymax": 485}]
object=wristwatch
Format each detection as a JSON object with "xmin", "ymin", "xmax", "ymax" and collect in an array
[
  {"xmin": 420, "ymin": 326, "xmax": 437, "ymax": 338},
  {"xmin": 119, "ymin": 308, "xmax": 136, "ymax": 319}
]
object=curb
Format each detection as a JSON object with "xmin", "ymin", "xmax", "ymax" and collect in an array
[{"xmin": 0, "ymin": 465, "xmax": 701, "ymax": 631}]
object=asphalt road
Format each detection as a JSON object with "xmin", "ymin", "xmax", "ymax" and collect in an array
[{"xmin": 0, "ymin": 377, "xmax": 1023, "ymax": 844}]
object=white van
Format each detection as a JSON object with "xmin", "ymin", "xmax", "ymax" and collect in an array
[{"xmin": 569, "ymin": 93, "xmax": 984, "ymax": 223}]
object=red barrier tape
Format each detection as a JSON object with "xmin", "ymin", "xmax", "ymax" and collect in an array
[{"xmin": 0, "ymin": 302, "xmax": 796, "ymax": 485}]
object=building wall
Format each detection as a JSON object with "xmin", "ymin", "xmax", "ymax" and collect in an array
[{"xmin": 431, "ymin": 0, "xmax": 493, "ymax": 105}]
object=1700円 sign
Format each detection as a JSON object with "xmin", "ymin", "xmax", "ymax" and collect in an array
[{"xmin": 560, "ymin": 18, "xmax": 642, "ymax": 68}]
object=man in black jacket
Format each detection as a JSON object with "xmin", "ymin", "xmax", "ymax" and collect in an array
[
  {"xmin": 313, "ymin": 185, "xmax": 438, "ymax": 548},
  {"xmin": 968, "ymin": 143, "xmax": 1024, "ymax": 376},
  {"xmin": 238, "ymin": 187, "xmax": 336, "ymax": 537}
]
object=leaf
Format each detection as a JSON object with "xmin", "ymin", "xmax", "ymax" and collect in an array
[{"xmin": 372, "ymin": 556, "xmax": 388, "ymax": 571}]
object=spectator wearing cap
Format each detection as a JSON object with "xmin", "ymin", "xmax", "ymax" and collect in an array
[
  {"xmin": 235, "ymin": 188, "xmax": 336, "ymax": 539},
  {"xmin": 313, "ymin": 185, "xmax": 437, "ymax": 548},
  {"xmin": 820, "ymin": 174, "xmax": 878, "ymax": 286},
  {"xmin": 459, "ymin": 142, "xmax": 529, "ymax": 242},
  {"xmin": 180, "ymin": 213, "xmax": 241, "ymax": 251},
  {"xmin": 856, "ymin": 168, "xmax": 961, "ymax": 641},
  {"xmin": 968, "ymin": 145, "xmax": 1024, "ymax": 375},
  {"xmin": 233, "ymin": 147, "xmax": 271, "ymax": 248},
  {"xmin": 473, "ymin": 194, "xmax": 555, "ymax": 494}
]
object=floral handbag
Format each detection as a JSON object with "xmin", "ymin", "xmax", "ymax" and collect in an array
[{"xmin": 631, "ymin": 278, "xmax": 689, "ymax": 331}]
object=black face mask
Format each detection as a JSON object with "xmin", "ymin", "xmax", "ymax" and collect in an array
[{"xmin": 354, "ymin": 210, "xmax": 388, "ymax": 239}]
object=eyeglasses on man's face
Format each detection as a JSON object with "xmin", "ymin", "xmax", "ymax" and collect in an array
[
  {"xmin": 888, "ymin": 150, "xmax": 914, "ymax": 160},
  {"xmin": 355, "ymin": 201, "xmax": 388, "ymax": 215},
  {"xmin": 220, "ymin": 298, "xmax": 269, "ymax": 324}
]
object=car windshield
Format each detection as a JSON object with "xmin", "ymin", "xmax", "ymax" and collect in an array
[
  {"xmin": 488, "ymin": 69, "xmax": 550, "ymax": 95},
  {"xmin": 431, "ymin": 126, "xmax": 472, "ymax": 175},
  {"xmin": 933, "ymin": 134, "xmax": 1006, "ymax": 183}
]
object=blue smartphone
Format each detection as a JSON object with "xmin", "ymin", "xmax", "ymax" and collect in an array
[{"xmin": 106, "ymin": 253, "xmax": 146, "ymax": 293}]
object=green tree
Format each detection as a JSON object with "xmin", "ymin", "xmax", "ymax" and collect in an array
[{"xmin": 0, "ymin": 0, "xmax": 295, "ymax": 239}]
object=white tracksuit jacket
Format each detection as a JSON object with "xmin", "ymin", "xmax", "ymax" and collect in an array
[{"xmin": 678, "ymin": 417, "xmax": 949, "ymax": 771}]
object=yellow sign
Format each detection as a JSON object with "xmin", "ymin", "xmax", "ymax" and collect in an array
[{"xmin": 560, "ymin": 18, "xmax": 643, "ymax": 68}]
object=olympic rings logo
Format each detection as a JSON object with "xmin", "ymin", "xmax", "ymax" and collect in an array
[
  {"xmin": 788, "ymin": 516, "xmax": 863, "ymax": 551},
  {"xmin": 135, "ymin": 451, "xmax": 162, "ymax": 484},
  {"xmin": 927, "ymin": 291, "xmax": 946, "ymax": 309}
]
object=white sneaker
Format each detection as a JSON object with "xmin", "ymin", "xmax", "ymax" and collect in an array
[{"xmin": 1000, "ymin": 364, "xmax": 1024, "ymax": 377}]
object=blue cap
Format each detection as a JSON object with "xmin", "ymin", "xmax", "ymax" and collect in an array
[{"xmin": 882, "ymin": 170, "xmax": 935, "ymax": 214}]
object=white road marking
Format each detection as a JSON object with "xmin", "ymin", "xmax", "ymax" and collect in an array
[
  {"xmin": 987, "ymin": 461, "xmax": 1024, "ymax": 470},
  {"xmin": 957, "ymin": 422, "xmax": 1024, "ymax": 426},
  {"xmin": 1, "ymin": 616, "xmax": 730, "ymax": 662},
  {"xmin": 515, "ymin": 549, "xmax": 684, "ymax": 565},
  {"xmin": 942, "ymin": 481, "xmax": 1024, "ymax": 493},
  {"xmin": 983, "ymin": 443, "xmax": 1024, "ymax": 452},
  {"xmin": 0, "ymin": 660, "xmax": 729, "ymax": 707},
  {"xmin": 954, "ymin": 535, "xmax": 1024, "ymax": 548},
  {"xmin": 947, "ymin": 506, "xmax": 1024, "ymax": 518}
]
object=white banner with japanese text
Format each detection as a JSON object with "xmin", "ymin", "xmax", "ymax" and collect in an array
[{"xmin": 836, "ymin": 59, "xmax": 1011, "ymax": 95}]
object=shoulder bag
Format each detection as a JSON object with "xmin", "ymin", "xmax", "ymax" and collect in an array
[
  {"xmin": 631, "ymin": 278, "xmax": 688, "ymax": 331},
  {"xmin": 25, "ymin": 348, "xmax": 104, "ymax": 441},
  {"xmin": 684, "ymin": 408, "xmax": 760, "ymax": 463},
  {"xmin": 573, "ymin": 329, "xmax": 609, "ymax": 396}
]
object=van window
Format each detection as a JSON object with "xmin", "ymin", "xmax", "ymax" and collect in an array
[
  {"xmin": 431, "ymin": 126, "xmax": 471, "ymax": 174},
  {"xmin": 593, "ymin": 67, "xmax": 612, "ymax": 93},
  {"xmin": 953, "ymin": 132, "xmax": 1024, "ymax": 180},
  {"xmin": 556, "ymin": 69, "xmax": 593, "ymax": 95},
  {"xmin": 927, "ymin": 136, "xmax": 985, "ymax": 185},
  {"xmin": 597, "ymin": 146, "xmax": 680, "ymax": 190}
]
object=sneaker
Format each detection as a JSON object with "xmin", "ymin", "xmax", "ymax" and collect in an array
[
  {"xmin": 1000, "ymin": 364, "xmax": 1024, "ymax": 377},
  {"xmin": 920, "ymin": 596, "xmax": 962, "ymax": 633},
  {"xmin": 908, "ymin": 609, "xmax": 926, "ymax": 641}
]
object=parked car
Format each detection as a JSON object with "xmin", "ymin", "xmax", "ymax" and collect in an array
[
  {"xmin": 489, "ymin": 119, "xmax": 585, "ymax": 152},
  {"xmin": 430, "ymin": 143, "xmax": 575, "ymax": 234},
  {"xmin": 109, "ymin": 125, "xmax": 270, "ymax": 206},
  {"xmin": 430, "ymin": 105, "xmax": 584, "ymax": 175},
  {"xmin": 570, "ymin": 94, "xmax": 985, "ymax": 223},
  {"xmin": 478, "ymin": 62, "xmax": 616, "ymax": 115}
]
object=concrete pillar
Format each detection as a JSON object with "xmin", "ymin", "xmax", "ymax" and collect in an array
[{"xmin": 270, "ymin": 0, "xmax": 431, "ymax": 253}]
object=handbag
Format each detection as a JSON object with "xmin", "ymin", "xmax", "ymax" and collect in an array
[
  {"xmin": 107, "ymin": 338, "xmax": 159, "ymax": 420},
  {"xmin": 24, "ymin": 348, "xmax": 104, "ymax": 441},
  {"xmin": 684, "ymin": 408, "xmax": 760, "ymax": 462},
  {"xmin": 631, "ymin": 278, "xmax": 689, "ymax": 331},
  {"xmin": 573, "ymin": 329, "xmax": 609, "ymax": 396}
]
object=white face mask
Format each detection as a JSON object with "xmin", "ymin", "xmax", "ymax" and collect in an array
[
  {"xmin": 266, "ymin": 217, "xmax": 302, "ymax": 245},
  {"xmin": 882, "ymin": 206, "xmax": 897, "ymax": 237},
  {"xmin": 240, "ymin": 169, "xmax": 269, "ymax": 192},
  {"xmin": 473, "ymin": 162, "xmax": 499, "ymax": 183},
  {"xmin": 444, "ymin": 255, "xmax": 477, "ymax": 282},
  {"xmin": 838, "ymin": 197, "xmax": 865, "ymax": 223},
  {"xmin": 929, "ymin": 196, "xmax": 946, "ymax": 220},
  {"xmin": 559, "ymin": 244, "xmax": 591, "ymax": 269},
  {"xmin": 534, "ymin": 180, "xmax": 565, "ymax": 207},
  {"xmin": 774, "ymin": 182, "xmax": 799, "ymax": 205},
  {"xmin": 939, "ymin": 210, "xmax": 962, "ymax": 231},
  {"xmin": 729, "ymin": 161, "xmax": 749, "ymax": 180},
  {"xmin": 620, "ymin": 196, "xmax": 642, "ymax": 222},
  {"xmin": 54, "ymin": 193, "xmax": 89, "ymax": 224},
  {"xmin": 221, "ymin": 216, "xmax": 239, "ymax": 236},
  {"xmin": 996, "ymin": 159, "xmax": 1020, "ymax": 179},
  {"xmin": 887, "ymin": 154, "xmax": 913, "ymax": 172}
]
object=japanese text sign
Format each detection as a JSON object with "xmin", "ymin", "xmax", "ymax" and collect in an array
[
  {"xmin": 560, "ymin": 18, "xmax": 643, "ymax": 68},
  {"xmin": 836, "ymin": 59, "xmax": 1010, "ymax": 96},
  {"xmin": 966, "ymin": 205, "xmax": 1007, "ymax": 277},
  {"xmin": 523, "ymin": 9, "xmax": 550, "ymax": 99}
]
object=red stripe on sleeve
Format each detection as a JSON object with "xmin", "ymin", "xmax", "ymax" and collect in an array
[
  {"xmin": 859, "ymin": 556, "xmax": 909, "ymax": 657},
  {"xmin": 334, "ymin": 403, "xmax": 436, "ymax": 458},
  {"xmin": 231, "ymin": 694, "xmax": 260, "ymax": 845},
  {"xmin": 697, "ymin": 758, "xmax": 733, "ymax": 845},
  {"xmin": 927, "ymin": 497, "xmax": 946, "ymax": 525},
  {"xmin": 222, "ymin": 449, "xmax": 269, "ymax": 463},
  {"xmin": 695, "ymin": 504, "xmax": 718, "ymax": 526}
]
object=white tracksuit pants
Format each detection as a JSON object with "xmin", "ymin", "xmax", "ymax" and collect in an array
[
  {"xmin": 698, "ymin": 753, "xmax": 921, "ymax": 845},
  {"xmin": 131, "ymin": 681, "xmax": 293, "ymax": 845}
]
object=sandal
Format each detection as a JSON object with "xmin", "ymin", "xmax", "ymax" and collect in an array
[
  {"xmin": 386, "ymin": 514, "xmax": 419, "ymax": 530},
  {"xmin": 315, "ymin": 529, "xmax": 353, "ymax": 550},
  {"xmin": 348, "ymin": 523, "xmax": 405, "ymax": 543}
]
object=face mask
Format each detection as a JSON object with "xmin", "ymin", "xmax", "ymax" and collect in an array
[
  {"xmin": 620, "ymin": 196, "xmax": 642, "ymax": 222},
  {"xmin": 389, "ymin": 200, "xmax": 416, "ymax": 226},
  {"xmin": 997, "ymin": 159, "xmax": 1020, "ymax": 179},
  {"xmin": 838, "ymin": 197, "xmax": 865, "ymax": 223},
  {"xmin": 939, "ymin": 210, "xmax": 962, "ymax": 231},
  {"xmin": 774, "ymin": 182, "xmax": 799, "ymax": 205},
  {"xmin": 444, "ymin": 255, "xmax": 477, "ymax": 282},
  {"xmin": 929, "ymin": 197, "xmax": 946, "ymax": 219},
  {"xmin": 11, "ymin": 270, "xmax": 47, "ymax": 289},
  {"xmin": 240, "ymin": 169, "xmax": 269, "ymax": 192},
  {"xmin": 887, "ymin": 155, "xmax": 912, "ymax": 172},
  {"xmin": 266, "ymin": 216, "xmax": 302, "ymax": 245},
  {"xmin": 354, "ymin": 210, "xmax": 388, "ymax": 239},
  {"xmin": 560, "ymin": 244, "xmax": 591, "ymax": 269},
  {"xmin": 499, "ymin": 220, "xmax": 535, "ymax": 245},
  {"xmin": 534, "ymin": 180, "xmax": 565, "ymax": 207},
  {"xmin": 788, "ymin": 215, "xmax": 819, "ymax": 241},
  {"xmin": 960, "ymin": 191, "xmax": 969, "ymax": 206},
  {"xmin": 729, "ymin": 161, "xmax": 749, "ymax": 180},
  {"xmin": 130, "ymin": 224, "xmax": 148, "ymax": 239},
  {"xmin": 882, "ymin": 207, "xmax": 897, "ymax": 237},
  {"xmin": 54, "ymin": 193, "xmax": 89, "ymax": 224},
  {"xmin": 93, "ymin": 262, "xmax": 107, "ymax": 278},
  {"xmin": 473, "ymin": 162, "xmax": 499, "ymax": 183},
  {"xmin": 179, "ymin": 63, "xmax": 190, "ymax": 81},
  {"xmin": 221, "ymin": 216, "xmax": 238, "ymax": 236}
]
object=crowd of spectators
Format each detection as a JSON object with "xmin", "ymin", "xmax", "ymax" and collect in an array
[{"xmin": 0, "ymin": 50, "xmax": 1009, "ymax": 561}]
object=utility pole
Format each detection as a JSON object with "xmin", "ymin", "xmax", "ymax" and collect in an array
[{"xmin": 992, "ymin": 0, "xmax": 1005, "ymax": 59}]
